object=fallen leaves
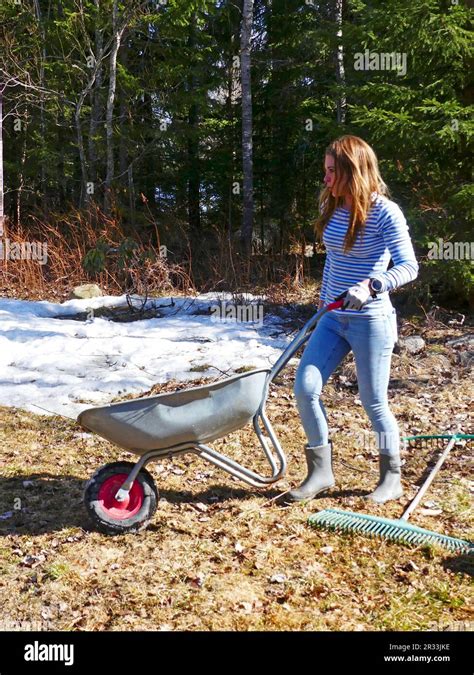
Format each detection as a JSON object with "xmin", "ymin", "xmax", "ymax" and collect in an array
[
  {"xmin": 419, "ymin": 508, "xmax": 443, "ymax": 517},
  {"xmin": 269, "ymin": 573, "xmax": 287, "ymax": 584},
  {"xmin": 21, "ymin": 553, "xmax": 47, "ymax": 568},
  {"xmin": 186, "ymin": 573, "xmax": 206, "ymax": 588}
]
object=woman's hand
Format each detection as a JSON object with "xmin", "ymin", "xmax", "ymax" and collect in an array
[{"xmin": 342, "ymin": 280, "xmax": 371, "ymax": 310}]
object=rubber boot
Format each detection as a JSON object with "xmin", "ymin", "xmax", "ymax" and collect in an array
[
  {"xmin": 366, "ymin": 454, "xmax": 403, "ymax": 503},
  {"xmin": 283, "ymin": 443, "xmax": 335, "ymax": 504}
]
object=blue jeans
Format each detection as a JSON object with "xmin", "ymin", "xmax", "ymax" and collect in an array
[{"xmin": 294, "ymin": 306, "xmax": 399, "ymax": 457}]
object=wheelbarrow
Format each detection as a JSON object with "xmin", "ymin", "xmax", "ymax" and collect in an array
[{"xmin": 79, "ymin": 294, "xmax": 346, "ymax": 533}]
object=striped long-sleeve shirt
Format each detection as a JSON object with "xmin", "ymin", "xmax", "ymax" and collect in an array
[{"xmin": 320, "ymin": 194, "xmax": 419, "ymax": 315}]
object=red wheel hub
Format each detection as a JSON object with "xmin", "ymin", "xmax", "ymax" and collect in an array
[{"xmin": 97, "ymin": 473, "xmax": 144, "ymax": 520}]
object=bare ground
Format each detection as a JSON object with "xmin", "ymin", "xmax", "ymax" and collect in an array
[{"xmin": 0, "ymin": 313, "xmax": 473, "ymax": 632}]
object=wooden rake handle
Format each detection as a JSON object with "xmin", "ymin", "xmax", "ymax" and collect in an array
[{"xmin": 401, "ymin": 430, "xmax": 462, "ymax": 522}]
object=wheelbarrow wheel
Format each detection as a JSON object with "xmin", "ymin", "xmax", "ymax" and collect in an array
[{"xmin": 84, "ymin": 461, "xmax": 158, "ymax": 534}]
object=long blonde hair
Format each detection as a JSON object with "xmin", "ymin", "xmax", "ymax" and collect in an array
[{"xmin": 315, "ymin": 135, "xmax": 389, "ymax": 253}]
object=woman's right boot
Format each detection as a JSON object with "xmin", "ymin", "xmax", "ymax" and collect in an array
[{"xmin": 283, "ymin": 442, "xmax": 335, "ymax": 504}]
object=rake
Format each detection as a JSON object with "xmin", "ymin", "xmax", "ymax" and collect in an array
[{"xmin": 308, "ymin": 433, "xmax": 474, "ymax": 554}]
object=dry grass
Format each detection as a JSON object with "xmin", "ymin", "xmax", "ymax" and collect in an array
[
  {"xmin": 0, "ymin": 206, "xmax": 195, "ymax": 302},
  {"xmin": 0, "ymin": 320, "xmax": 472, "ymax": 632},
  {"xmin": 0, "ymin": 205, "xmax": 318, "ymax": 305}
]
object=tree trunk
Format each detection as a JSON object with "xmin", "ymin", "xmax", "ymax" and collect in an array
[
  {"xmin": 118, "ymin": 40, "xmax": 129, "ymax": 186},
  {"xmin": 104, "ymin": 0, "xmax": 125, "ymax": 214},
  {"xmin": 187, "ymin": 16, "xmax": 201, "ymax": 232},
  {"xmin": 33, "ymin": 0, "xmax": 48, "ymax": 210},
  {"xmin": 58, "ymin": 98, "xmax": 67, "ymax": 207},
  {"xmin": 240, "ymin": 0, "xmax": 254, "ymax": 258},
  {"xmin": 128, "ymin": 164, "xmax": 135, "ymax": 226},
  {"xmin": 88, "ymin": 0, "xmax": 103, "ymax": 202},
  {"xmin": 225, "ymin": 52, "xmax": 234, "ymax": 239},
  {"xmin": 16, "ymin": 105, "xmax": 28, "ymax": 225},
  {"xmin": 0, "ymin": 89, "xmax": 5, "ymax": 236},
  {"xmin": 334, "ymin": 0, "xmax": 346, "ymax": 124},
  {"xmin": 75, "ymin": 101, "xmax": 88, "ymax": 208},
  {"xmin": 73, "ymin": 1, "xmax": 106, "ymax": 208}
]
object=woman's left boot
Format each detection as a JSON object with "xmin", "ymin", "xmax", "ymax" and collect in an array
[{"xmin": 366, "ymin": 454, "xmax": 403, "ymax": 503}]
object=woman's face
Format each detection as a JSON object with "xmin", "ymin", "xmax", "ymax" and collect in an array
[{"xmin": 324, "ymin": 154, "xmax": 347, "ymax": 197}]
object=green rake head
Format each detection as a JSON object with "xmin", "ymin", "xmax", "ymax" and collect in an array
[
  {"xmin": 308, "ymin": 509, "xmax": 473, "ymax": 554},
  {"xmin": 402, "ymin": 434, "xmax": 474, "ymax": 450}
]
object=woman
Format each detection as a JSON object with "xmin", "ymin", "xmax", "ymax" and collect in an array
[{"xmin": 285, "ymin": 135, "xmax": 419, "ymax": 504}]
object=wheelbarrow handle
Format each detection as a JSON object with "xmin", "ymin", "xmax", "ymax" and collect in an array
[{"xmin": 325, "ymin": 290, "xmax": 348, "ymax": 311}]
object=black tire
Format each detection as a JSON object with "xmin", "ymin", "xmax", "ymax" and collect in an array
[{"xmin": 84, "ymin": 461, "xmax": 158, "ymax": 534}]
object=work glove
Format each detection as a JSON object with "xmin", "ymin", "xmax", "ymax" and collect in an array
[{"xmin": 341, "ymin": 282, "xmax": 371, "ymax": 311}]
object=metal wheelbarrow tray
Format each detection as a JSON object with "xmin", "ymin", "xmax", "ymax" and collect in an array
[
  {"xmin": 79, "ymin": 296, "xmax": 345, "ymax": 534},
  {"xmin": 78, "ymin": 368, "xmax": 270, "ymax": 452}
]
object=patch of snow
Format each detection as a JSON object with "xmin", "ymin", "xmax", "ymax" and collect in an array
[{"xmin": 0, "ymin": 293, "xmax": 303, "ymax": 419}]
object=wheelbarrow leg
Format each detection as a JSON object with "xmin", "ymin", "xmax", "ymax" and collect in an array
[
  {"xmin": 112, "ymin": 445, "xmax": 197, "ymax": 501},
  {"xmin": 192, "ymin": 410, "xmax": 287, "ymax": 487},
  {"xmin": 253, "ymin": 408, "xmax": 287, "ymax": 477},
  {"xmin": 114, "ymin": 455, "xmax": 148, "ymax": 501}
]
